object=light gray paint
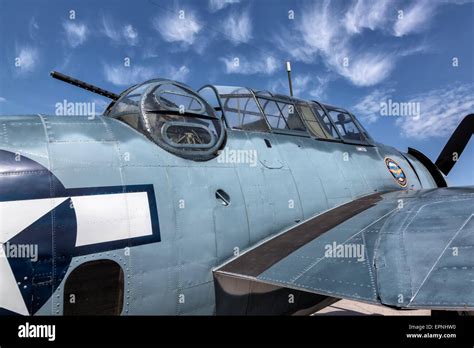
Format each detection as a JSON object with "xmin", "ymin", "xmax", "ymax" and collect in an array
[{"xmin": 0, "ymin": 114, "xmax": 438, "ymax": 315}]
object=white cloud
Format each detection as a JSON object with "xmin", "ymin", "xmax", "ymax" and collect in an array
[
  {"xmin": 393, "ymin": 0, "xmax": 438, "ymax": 37},
  {"xmin": 63, "ymin": 21, "xmax": 88, "ymax": 47},
  {"xmin": 166, "ymin": 65, "xmax": 190, "ymax": 81},
  {"xmin": 291, "ymin": 75, "xmax": 312, "ymax": 98},
  {"xmin": 392, "ymin": 0, "xmax": 470, "ymax": 37},
  {"xmin": 220, "ymin": 55, "xmax": 278, "ymax": 75},
  {"xmin": 16, "ymin": 46, "xmax": 39, "ymax": 73},
  {"xmin": 273, "ymin": 0, "xmax": 448, "ymax": 87},
  {"xmin": 297, "ymin": 1, "xmax": 339, "ymax": 54},
  {"xmin": 308, "ymin": 75, "xmax": 332, "ymax": 100},
  {"xmin": 101, "ymin": 16, "xmax": 138, "ymax": 46},
  {"xmin": 123, "ymin": 25, "xmax": 138, "ymax": 45},
  {"xmin": 0, "ymin": 97, "xmax": 6, "ymax": 102},
  {"xmin": 142, "ymin": 46, "xmax": 159, "ymax": 59},
  {"xmin": 345, "ymin": 0, "xmax": 391, "ymax": 34},
  {"xmin": 221, "ymin": 10, "xmax": 252, "ymax": 44},
  {"xmin": 273, "ymin": 35, "xmax": 317, "ymax": 64},
  {"xmin": 153, "ymin": 10, "xmax": 202, "ymax": 45},
  {"xmin": 352, "ymin": 83, "xmax": 474, "ymax": 139},
  {"xmin": 335, "ymin": 53, "xmax": 396, "ymax": 87},
  {"xmin": 104, "ymin": 64, "xmax": 155, "ymax": 86},
  {"xmin": 306, "ymin": 3, "xmax": 394, "ymax": 86},
  {"xmin": 54, "ymin": 53, "xmax": 72, "ymax": 72},
  {"xmin": 103, "ymin": 64, "xmax": 190, "ymax": 86},
  {"xmin": 275, "ymin": 1, "xmax": 401, "ymax": 87},
  {"xmin": 267, "ymin": 78, "xmax": 294, "ymax": 96},
  {"xmin": 268, "ymin": 74, "xmax": 332, "ymax": 100},
  {"xmin": 101, "ymin": 16, "xmax": 121, "ymax": 42},
  {"xmin": 395, "ymin": 84, "xmax": 474, "ymax": 139},
  {"xmin": 29, "ymin": 17, "xmax": 39, "ymax": 40},
  {"xmin": 268, "ymin": 75, "xmax": 311, "ymax": 98},
  {"xmin": 352, "ymin": 88, "xmax": 395, "ymax": 123},
  {"xmin": 209, "ymin": 0, "xmax": 240, "ymax": 12}
]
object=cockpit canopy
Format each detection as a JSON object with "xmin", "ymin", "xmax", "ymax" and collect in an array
[
  {"xmin": 198, "ymin": 85, "xmax": 373, "ymax": 145},
  {"xmin": 106, "ymin": 79, "xmax": 225, "ymax": 160},
  {"xmin": 106, "ymin": 79, "xmax": 373, "ymax": 160}
]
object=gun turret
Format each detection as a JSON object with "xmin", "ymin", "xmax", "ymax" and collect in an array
[{"xmin": 50, "ymin": 71, "xmax": 120, "ymax": 100}]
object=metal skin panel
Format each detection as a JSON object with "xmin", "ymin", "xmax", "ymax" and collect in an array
[
  {"xmin": 350, "ymin": 145, "xmax": 394, "ymax": 192},
  {"xmin": 293, "ymin": 138, "xmax": 352, "ymax": 207},
  {"xmin": 0, "ymin": 116, "xmax": 50, "ymax": 168},
  {"xmin": 273, "ymin": 137, "xmax": 330, "ymax": 219},
  {"xmin": 256, "ymin": 203, "xmax": 394, "ymax": 303},
  {"xmin": 331, "ymin": 143, "xmax": 372, "ymax": 199},
  {"xmin": 0, "ymin": 114, "xmax": 441, "ymax": 315},
  {"xmin": 377, "ymin": 144, "xmax": 424, "ymax": 190},
  {"xmin": 229, "ymin": 130, "xmax": 304, "ymax": 244},
  {"xmin": 404, "ymin": 153, "xmax": 439, "ymax": 188},
  {"xmin": 215, "ymin": 193, "xmax": 390, "ymax": 309},
  {"xmin": 215, "ymin": 188, "xmax": 474, "ymax": 312},
  {"xmin": 376, "ymin": 188, "xmax": 474, "ymax": 309}
]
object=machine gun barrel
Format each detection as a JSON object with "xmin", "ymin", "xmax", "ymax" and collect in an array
[{"xmin": 50, "ymin": 71, "xmax": 120, "ymax": 100}]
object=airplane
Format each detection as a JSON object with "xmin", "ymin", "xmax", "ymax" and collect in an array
[{"xmin": 0, "ymin": 70, "xmax": 472, "ymax": 316}]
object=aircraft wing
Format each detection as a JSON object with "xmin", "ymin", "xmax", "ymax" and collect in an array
[{"xmin": 214, "ymin": 187, "xmax": 474, "ymax": 314}]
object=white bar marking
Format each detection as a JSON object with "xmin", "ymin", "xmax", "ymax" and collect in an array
[{"xmin": 72, "ymin": 192, "xmax": 153, "ymax": 247}]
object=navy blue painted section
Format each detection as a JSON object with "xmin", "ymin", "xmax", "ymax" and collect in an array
[
  {"xmin": 0, "ymin": 150, "xmax": 161, "ymax": 315},
  {"xmin": 0, "ymin": 149, "xmax": 75, "ymax": 314},
  {"xmin": 0, "ymin": 149, "xmax": 68, "ymax": 201},
  {"xmin": 0, "ymin": 308, "xmax": 22, "ymax": 316},
  {"xmin": 8, "ymin": 199, "xmax": 76, "ymax": 314}
]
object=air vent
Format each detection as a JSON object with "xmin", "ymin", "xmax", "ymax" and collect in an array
[{"xmin": 215, "ymin": 189, "xmax": 230, "ymax": 206}]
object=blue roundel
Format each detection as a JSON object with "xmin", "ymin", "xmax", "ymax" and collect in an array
[
  {"xmin": 385, "ymin": 157, "xmax": 407, "ymax": 187},
  {"xmin": 0, "ymin": 150, "xmax": 77, "ymax": 315}
]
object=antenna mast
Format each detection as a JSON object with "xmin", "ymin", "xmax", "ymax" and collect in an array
[{"xmin": 286, "ymin": 61, "xmax": 293, "ymax": 97}]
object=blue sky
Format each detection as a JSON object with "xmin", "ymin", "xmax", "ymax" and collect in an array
[{"xmin": 0, "ymin": 0, "xmax": 473, "ymax": 185}]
